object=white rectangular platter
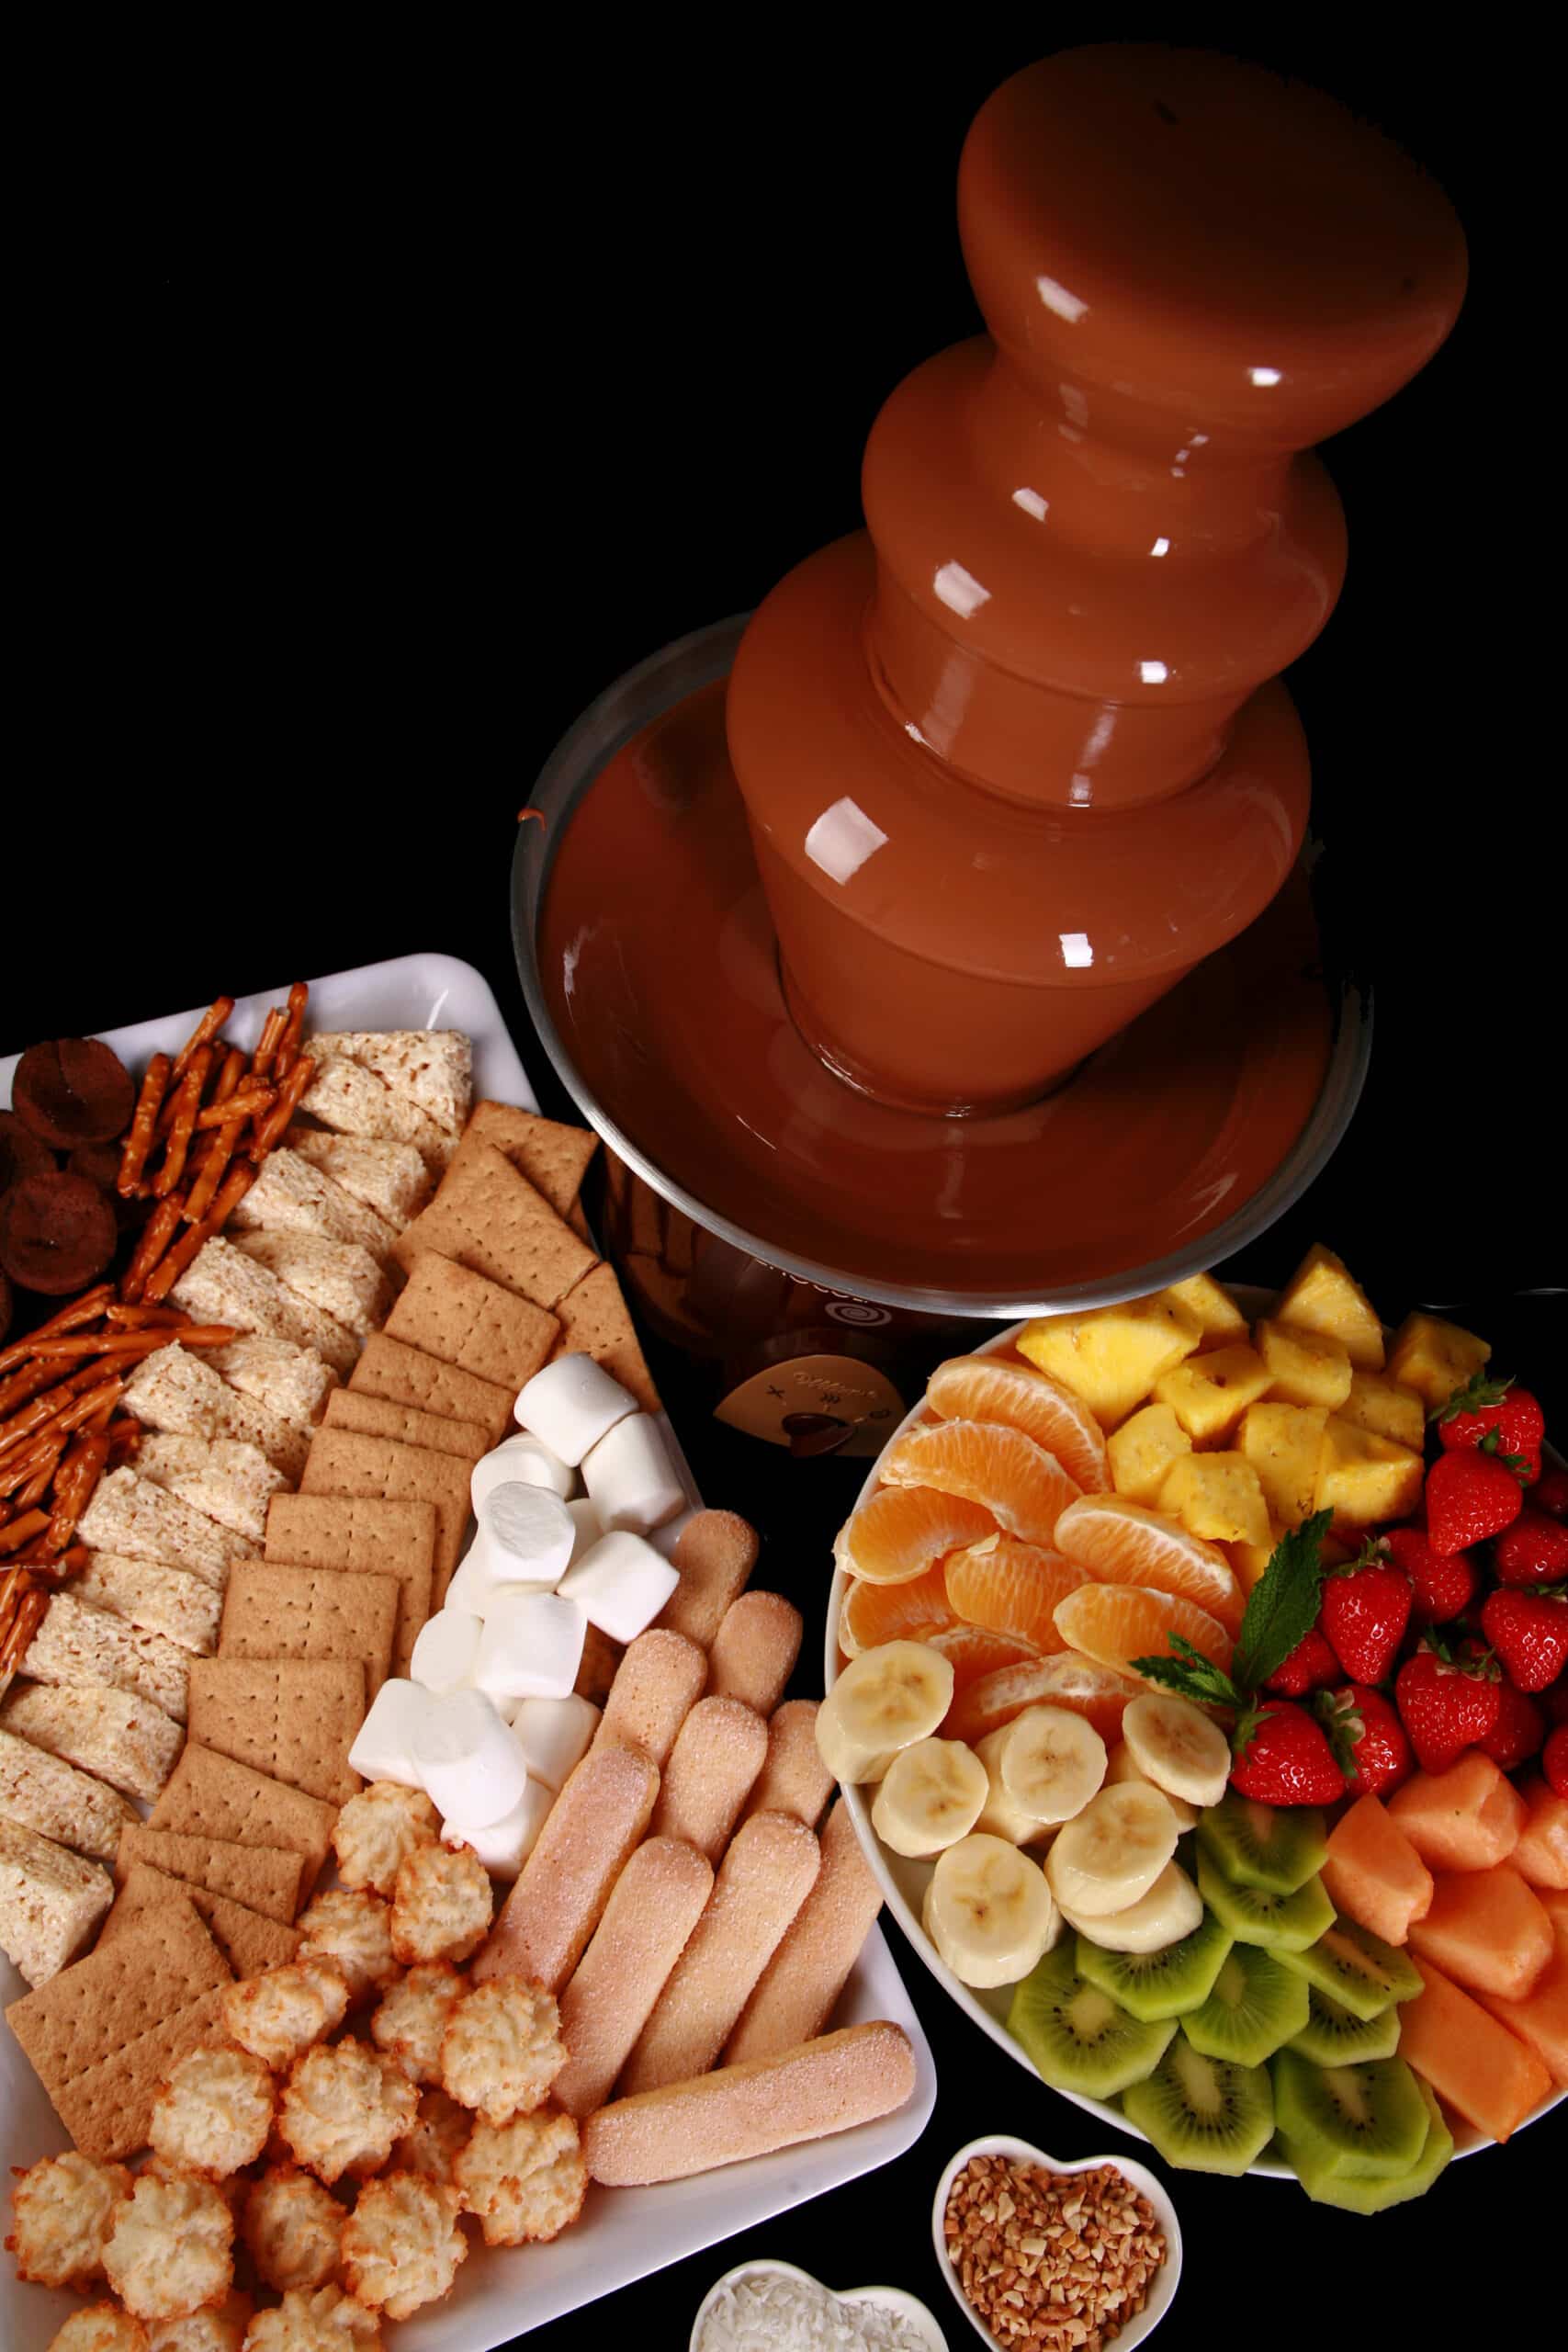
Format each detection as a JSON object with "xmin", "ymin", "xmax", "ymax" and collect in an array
[{"xmin": 1, "ymin": 952, "xmax": 937, "ymax": 2351}]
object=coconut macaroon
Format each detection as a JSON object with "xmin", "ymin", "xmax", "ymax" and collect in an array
[
  {"xmin": 395, "ymin": 2089, "xmax": 471, "ymax": 2188},
  {"xmin": 276, "ymin": 2042, "xmax": 420, "ymax": 2188},
  {"xmin": 389, "ymin": 1842, "xmax": 491, "ymax": 1966},
  {"xmin": 331, "ymin": 1782, "xmax": 439, "ymax": 1899},
  {"xmin": 295, "ymin": 1890, "xmax": 398, "ymax": 2002},
  {"xmin": 7, "ymin": 2150, "xmax": 132, "ymax": 2288},
  {"xmin": 47, "ymin": 2306, "xmax": 149, "ymax": 2352},
  {"xmin": 339, "ymin": 2173, "xmax": 467, "ymax": 2321},
  {"xmin": 103, "ymin": 2174, "xmax": 234, "ymax": 2323},
  {"xmin": 148, "ymin": 2049, "xmax": 276, "ymax": 2181},
  {"xmin": 241, "ymin": 2286, "xmax": 384, "ymax": 2352},
  {"xmin": 369, "ymin": 1961, "xmax": 463, "ymax": 2085},
  {"xmin": 439, "ymin": 1978, "xmax": 567, "ymax": 2128},
  {"xmin": 240, "ymin": 2166, "xmax": 344, "ymax": 2294},
  {"xmin": 145, "ymin": 2289, "xmax": 253, "ymax": 2351},
  {"xmin": 221, "ymin": 1957, "xmax": 352, "ymax": 2074},
  {"xmin": 453, "ymin": 2109, "xmax": 586, "ymax": 2248}
]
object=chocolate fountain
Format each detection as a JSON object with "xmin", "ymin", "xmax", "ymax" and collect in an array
[{"xmin": 514, "ymin": 45, "xmax": 1465, "ymax": 1454}]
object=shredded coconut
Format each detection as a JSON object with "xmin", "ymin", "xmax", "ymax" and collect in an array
[{"xmin": 694, "ymin": 2267, "xmax": 932, "ymax": 2352}]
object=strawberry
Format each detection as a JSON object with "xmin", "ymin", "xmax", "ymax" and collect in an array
[
  {"xmin": 1529, "ymin": 1466, "xmax": 1568, "ymax": 1521},
  {"xmin": 1264, "ymin": 1627, "xmax": 1341, "ymax": 1698},
  {"xmin": 1394, "ymin": 1639, "xmax": 1502, "ymax": 1773},
  {"xmin": 1546, "ymin": 1681, "xmax": 1568, "ymax": 1727},
  {"xmin": 1479, "ymin": 1678, "xmax": 1548, "ymax": 1771},
  {"xmin": 1423, "ymin": 1447, "xmax": 1526, "ymax": 1555},
  {"xmin": 1229, "ymin": 1699, "xmax": 1347, "ymax": 1806},
  {"xmin": 1493, "ymin": 1508, "xmax": 1568, "ymax": 1588},
  {"xmin": 1320, "ymin": 1544, "xmax": 1413, "ymax": 1682},
  {"xmin": 1479, "ymin": 1588, "xmax": 1568, "ymax": 1694},
  {"xmin": 1315, "ymin": 1683, "xmax": 1414, "ymax": 1800},
  {"xmin": 1382, "ymin": 1524, "xmax": 1478, "ymax": 1626},
  {"xmin": 1544, "ymin": 1723, "xmax": 1568, "ymax": 1800},
  {"xmin": 1436, "ymin": 1371, "xmax": 1545, "ymax": 1482}
]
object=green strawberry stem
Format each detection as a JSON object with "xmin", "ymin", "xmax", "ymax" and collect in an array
[
  {"xmin": 1128, "ymin": 1510, "xmax": 1337, "ymax": 1752},
  {"xmin": 1433, "ymin": 1368, "xmax": 1514, "ymax": 1423}
]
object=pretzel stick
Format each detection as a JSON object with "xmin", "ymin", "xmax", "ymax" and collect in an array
[
  {"xmin": 44, "ymin": 1430, "xmax": 111, "ymax": 1554},
  {"xmin": 174, "ymin": 995, "xmax": 235, "ymax": 1079},
  {"xmin": 10, "ymin": 1544, "xmax": 89, "ymax": 1582},
  {"xmin": 0, "ymin": 1379, "xmax": 126, "ymax": 1472},
  {"xmin": 183, "ymin": 1115, "xmax": 246, "ymax": 1225},
  {"xmin": 248, "ymin": 1004, "xmax": 287, "ymax": 1081},
  {"xmin": 196, "ymin": 1085, "xmax": 274, "ymax": 1129},
  {"xmin": 2, "ymin": 1443, "xmax": 58, "ymax": 1498},
  {"xmin": 26, "ymin": 1325, "xmax": 236, "ymax": 1365},
  {"xmin": 105, "ymin": 1303, "xmax": 187, "ymax": 1330},
  {"xmin": 0, "ymin": 1358, "xmax": 79, "ymax": 1422},
  {"xmin": 144, "ymin": 1171, "xmax": 254, "ymax": 1303},
  {"xmin": 0, "ymin": 1511, "xmax": 51, "ymax": 1557},
  {"xmin": 117, "ymin": 1052, "xmax": 173, "ymax": 1197},
  {"xmin": 121, "ymin": 1196, "xmax": 184, "ymax": 1302},
  {"xmin": 106, "ymin": 1419, "xmax": 143, "ymax": 1466},
  {"xmin": 153, "ymin": 1048, "xmax": 211, "ymax": 1197},
  {"xmin": 252, "ymin": 1056, "xmax": 313, "ymax": 1159},
  {"xmin": 17, "ymin": 1446, "xmax": 63, "ymax": 1511},
  {"xmin": 0, "ymin": 1285, "xmax": 116, "ymax": 1377},
  {"xmin": 212, "ymin": 1046, "xmax": 246, "ymax": 1105},
  {"xmin": 0, "ymin": 1367, "xmax": 107, "ymax": 1461},
  {"xmin": 0, "ymin": 1577, "xmax": 49, "ymax": 1673},
  {"xmin": 272, "ymin": 981, "xmax": 310, "ymax": 1077}
]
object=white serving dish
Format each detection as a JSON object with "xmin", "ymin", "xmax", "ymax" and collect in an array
[
  {"xmin": 691, "ymin": 2256, "xmax": 947, "ymax": 2351},
  {"xmin": 1, "ymin": 954, "xmax": 938, "ymax": 2351}
]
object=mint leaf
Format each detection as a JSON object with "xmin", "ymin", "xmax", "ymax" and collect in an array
[
  {"xmin": 1126, "ymin": 1634, "xmax": 1245, "ymax": 1713},
  {"xmin": 1231, "ymin": 1510, "xmax": 1334, "ymax": 1690}
]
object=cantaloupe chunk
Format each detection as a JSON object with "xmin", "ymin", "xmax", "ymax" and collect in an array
[
  {"xmin": 1475, "ymin": 1940, "xmax": 1568, "ymax": 2087},
  {"xmin": 1408, "ymin": 1864, "xmax": 1555, "ymax": 2001},
  {"xmin": 1541, "ymin": 1888, "xmax": 1568, "ymax": 1947},
  {"xmin": 1401, "ymin": 1956, "xmax": 1553, "ymax": 2141},
  {"xmin": 1387, "ymin": 1753, "xmax": 1528, "ymax": 1872},
  {"xmin": 1321, "ymin": 1793, "xmax": 1435, "ymax": 1947},
  {"xmin": 1512, "ymin": 1780, "xmax": 1568, "ymax": 1892}
]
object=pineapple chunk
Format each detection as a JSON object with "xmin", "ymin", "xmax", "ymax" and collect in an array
[
  {"xmin": 1107, "ymin": 1402, "xmax": 1193, "ymax": 1506},
  {"xmin": 1160, "ymin": 1453, "xmax": 1273, "ymax": 1546},
  {"xmin": 1314, "ymin": 1417, "xmax": 1425, "ymax": 1528},
  {"xmin": 1339, "ymin": 1369, "xmax": 1426, "ymax": 1452},
  {"xmin": 1163, "ymin": 1273, "xmax": 1248, "ymax": 1344},
  {"xmin": 1153, "ymin": 1344, "xmax": 1272, "ymax": 1442},
  {"xmin": 1017, "ymin": 1294, "xmax": 1203, "ymax": 1430},
  {"xmin": 1256, "ymin": 1318, "xmax": 1353, "ymax": 1410},
  {"xmin": 1386, "ymin": 1312, "xmax": 1492, "ymax": 1413},
  {"xmin": 1224, "ymin": 1532, "xmax": 1280, "ymax": 1596},
  {"xmin": 1275, "ymin": 1242, "xmax": 1385, "ymax": 1370},
  {"xmin": 1239, "ymin": 1401, "xmax": 1329, "ymax": 1529}
]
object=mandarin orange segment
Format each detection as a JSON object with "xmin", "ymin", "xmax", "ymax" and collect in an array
[
  {"xmin": 833, "ymin": 1485, "xmax": 998, "ymax": 1586},
  {"xmin": 942, "ymin": 1535, "xmax": 1086, "ymax": 1656},
  {"xmin": 926, "ymin": 1354, "xmax": 1111, "ymax": 1494},
  {"xmin": 879, "ymin": 1419, "xmax": 1081, "ymax": 1549},
  {"xmin": 838, "ymin": 1563, "xmax": 958, "ymax": 1657},
  {"xmin": 1052, "ymin": 1581, "xmax": 1233, "ymax": 1685},
  {"xmin": 922, "ymin": 1623, "xmax": 1042, "ymax": 1688},
  {"xmin": 942, "ymin": 1648, "xmax": 1140, "ymax": 1747},
  {"xmin": 1052, "ymin": 1492, "xmax": 1246, "ymax": 1635}
]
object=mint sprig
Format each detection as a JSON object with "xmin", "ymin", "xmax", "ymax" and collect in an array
[{"xmin": 1129, "ymin": 1510, "xmax": 1335, "ymax": 1711}]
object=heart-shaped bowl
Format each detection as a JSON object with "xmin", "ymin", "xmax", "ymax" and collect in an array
[
  {"xmin": 690, "ymin": 2256, "xmax": 949, "ymax": 2349},
  {"xmin": 931, "ymin": 2135, "xmax": 1181, "ymax": 2352}
]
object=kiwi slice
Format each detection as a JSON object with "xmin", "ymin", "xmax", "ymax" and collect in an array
[
  {"xmin": 1120, "ymin": 2028, "xmax": 1275, "ymax": 2176},
  {"xmin": 1280, "ymin": 2077, "xmax": 1453, "ymax": 2211},
  {"xmin": 1008, "ymin": 1940, "xmax": 1177, "ymax": 2099},
  {"xmin": 1196, "ymin": 1792, "xmax": 1326, "ymax": 1894},
  {"xmin": 1181, "ymin": 1943, "xmax": 1311, "ymax": 2065},
  {"xmin": 1276, "ymin": 1918, "xmax": 1424, "ymax": 2021},
  {"xmin": 1269, "ymin": 2047, "xmax": 1430, "ymax": 2179},
  {"xmin": 1075, "ymin": 1911, "xmax": 1233, "ymax": 2023},
  {"xmin": 1196, "ymin": 1849, "xmax": 1335, "ymax": 1953},
  {"xmin": 1288, "ymin": 1986, "xmax": 1402, "ymax": 2065}
]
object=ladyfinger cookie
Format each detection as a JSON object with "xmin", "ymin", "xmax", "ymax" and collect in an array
[
  {"xmin": 725, "ymin": 1795, "xmax": 885, "ymax": 2064},
  {"xmin": 653, "ymin": 1510, "xmax": 758, "ymax": 1649},
  {"xmin": 743, "ymin": 1699, "xmax": 833, "ymax": 1829},
  {"xmin": 554, "ymin": 1836, "xmax": 713, "ymax": 2118},
  {"xmin": 472, "ymin": 1743, "xmax": 659, "ymax": 1990},
  {"xmin": 707, "ymin": 1590, "xmax": 802, "ymax": 1717},
  {"xmin": 620, "ymin": 1811, "xmax": 820, "ymax": 2095},
  {"xmin": 584, "ymin": 2019, "xmax": 916, "ymax": 2186},
  {"xmin": 592, "ymin": 1627, "xmax": 707, "ymax": 1769},
  {"xmin": 650, "ymin": 1696, "xmax": 767, "ymax": 1861}
]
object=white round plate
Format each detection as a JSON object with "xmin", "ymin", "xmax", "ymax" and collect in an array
[{"xmin": 690, "ymin": 2256, "xmax": 947, "ymax": 2350}]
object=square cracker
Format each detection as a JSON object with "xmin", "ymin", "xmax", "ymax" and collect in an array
[
  {"xmin": 549, "ymin": 1260, "xmax": 661, "ymax": 1413},
  {"xmin": 383, "ymin": 1253, "xmax": 558, "ymax": 1392},
  {"xmin": 220, "ymin": 1562, "xmax": 399, "ymax": 1702},
  {"xmin": 391, "ymin": 1139, "xmax": 594, "ymax": 1308},
  {"xmin": 265, "ymin": 1491, "xmax": 434, "ymax": 1676},
  {"xmin": 102, "ymin": 1860, "xmax": 299, "ymax": 1978},
  {"xmin": 4, "ymin": 1894, "xmax": 232, "ymax": 2161},
  {"xmin": 115, "ymin": 1824, "xmax": 304, "ymax": 1923},
  {"xmin": 150, "ymin": 1742, "xmax": 337, "ymax": 1894},
  {"xmin": 349, "ymin": 1334, "xmax": 513, "ymax": 1444},
  {"xmin": 461, "ymin": 1102, "xmax": 598, "ymax": 1220},
  {"xmin": 188, "ymin": 1658, "xmax": 365, "ymax": 1806},
  {"xmin": 299, "ymin": 1430, "xmax": 470, "ymax": 1610},
  {"xmin": 323, "ymin": 1386, "xmax": 489, "ymax": 1461}
]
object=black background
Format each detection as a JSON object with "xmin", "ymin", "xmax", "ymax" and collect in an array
[{"xmin": 9, "ymin": 23, "xmax": 1563, "ymax": 2350}]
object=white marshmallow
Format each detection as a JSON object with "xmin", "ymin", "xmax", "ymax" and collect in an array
[
  {"xmin": 581, "ymin": 1412, "xmax": 687, "ymax": 1535},
  {"xmin": 347, "ymin": 1679, "xmax": 438, "ymax": 1787},
  {"xmin": 443, "ymin": 1779, "xmax": 553, "ymax": 1880},
  {"xmin": 514, "ymin": 1352, "xmax": 637, "ymax": 1465},
  {"xmin": 409, "ymin": 1608, "xmax": 482, "ymax": 1695},
  {"xmin": 651, "ymin": 1503, "xmax": 701, "ymax": 1560},
  {"xmin": 473, "ymin": 1590, "xmax": 587, "ymax": 1704},
  {"xmin": 557, "ymin": 1529, "xmax": 680, "ymax": 1645},
  {"xmin": 506, "ymin": 1691, "xmax": 599, "ymax": 1791},
  {"xmin": 446, "ymin": 1481, "xmax": 576, "ymax": 1615},
  {"xmin": 470, "ymin": 1431, "xmax": 574, "ymax": 1513},
  {"xmin": 411, "ymin": 1687, "xmax": 531, "ymax": 1827},
  {"xmin": 566, "ymin": 1496, "xmax": 604, "ymax": 1566}
]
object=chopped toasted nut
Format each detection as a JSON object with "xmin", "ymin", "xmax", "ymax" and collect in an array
[{"xmin": 941, "ymin": 2154, "xmax": 1167, "ymax": 2351}]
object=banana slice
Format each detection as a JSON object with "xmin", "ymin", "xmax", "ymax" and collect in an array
[
  {"xmin": 1103, "ymin": 1738, "xmax": 1199, "ymax": 1831},
  {"xmin": 1122, "ymin": 1692, "xmax": 1231, "ymax": 1809},
  {"xmin": 1056, "ymin": 1860, "xmax": 1203, "ymax": 1955},
  {"xmin": 872, "ymin": 1736, "xmax": 989, "ymax": 1857},
  {"xmin": 922, "ymin": 1832, "xmax": 1061, "ymax": 1988},
  {"xmin": 816, "ymin": 1640, "xmax": 955, "ymax": 1784},
  {"xmin": 974, "ymin": 1704, "xmax": 1107, "ymax": 1846},
  {"xmin": 1044, "ymin": 1781, "xmax": 1179, "ymax": 1918}
]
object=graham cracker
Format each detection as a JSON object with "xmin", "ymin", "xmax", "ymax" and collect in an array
[
  {"xmin": 4, "ymin": 1894, "xmax": 232, "ymax": 2160},
  {"xmin": 349, "ymin": 1334, "xmax": 513, "ymax": 1444},
  {"xmin": 188, "ymin": 1658, "xmax": 365, "ymax": 1806},
  {"xmin": 150, "ymin": 1742, "xmax": 336, "ymax": 1895},
  {"xmin": 102, "ymin": 1860, "xmax": 299, "ymax": 1978},
  {"xmin": 383, "ymin": 1252, "xmax": 558, "ymax": 1391},
  {"xmin": 114, "ymin": 1824, "xmax": 304, "ymax": 1923},
  {"xmin": 568, "ymin": 1200, "xmax": 592, "ymax": 1243},
  {"xmin": 220, "ymin": 1561, "xmax": 399, "ymax": 1701},
  {"xmin": 323, "ymin": 1387, "xmax": 489, "ymax": 1461},
  {"xmin": 461, "ymin": 1102, "xmax": 598, "ymax": 1221},
  {"xmin": 265, "ymin": 1491, "xmax": 435, "ymax": 1677},
  {"xmin": 299, "ymin": 1430, "xmax": 470, "ymax": 1610},
  {"xmin": 549, "ymin": 1261, "xmax": 661, "ymax": 1412},
  {"xmin": 392, "ymin": 1138, "xmax": 595, "ymax": 1308}
]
